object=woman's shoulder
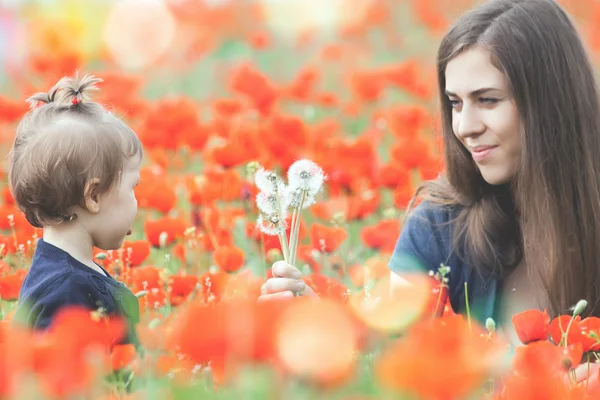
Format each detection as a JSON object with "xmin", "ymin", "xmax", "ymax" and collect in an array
[
  {"xmin": 388, "ymin": 200, "xmax": 463, "ymax": 276},
  {"xmin": 405, "ymin": 199, "xmax": 461, "ymax": 224}
]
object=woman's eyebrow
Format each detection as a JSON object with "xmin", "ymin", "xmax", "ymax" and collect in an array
[{"xmin": 444, "ymin": 87, "xmax": 501, "ymax": 97}]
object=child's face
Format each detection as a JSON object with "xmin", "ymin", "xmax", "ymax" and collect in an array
[{"xmin": 91, "ymin": 154, "xmax": 141, "ymax": 250}]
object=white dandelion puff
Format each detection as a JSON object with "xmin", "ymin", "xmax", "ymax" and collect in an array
[
  {"xmin": 254, "ymin": 168, "xmax": 283, "ymax": 194},
  {"xmin": 257, "ymin": 213, "xmax": 287, "ymax": 236},
  {"xmin": 256, "ymin": 191, "xmax": 279, "ymax": 215},
  {"xmin": 257, "ymin": 182, "xmax": 292, "ymax": 211},
  {"xmin": 278, "ymin": 182, "xmax": 293, "ymax": 209},
  {"xmin": 287, "ymin": 159, "xmax": 326, "ymax": 196},
  {"xmin": 285, "ymin": 185, "xmax": 315, "ymax": 210}
]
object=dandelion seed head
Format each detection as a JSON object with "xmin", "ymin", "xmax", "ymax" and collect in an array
[
  {"xmin": 257, "ymin": 214, "xmax": 280, "ymax": 236},
  {"xmin": 256, "ymin": 191, "xmax": 279, "ymax": 214},
  {"xmin": 284, "ymin": 185, "xmax": 303, "ymax": 208},
  {"xmin": 287, "ymin": 159, "xmax": 326, "ymax": 196},
  {"xmin": 254, "ymin": 168, "xmax": 277, "ymax": 193}
]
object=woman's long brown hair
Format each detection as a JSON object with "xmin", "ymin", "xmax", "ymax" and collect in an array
[{"xmin": 411, "ymin": 0, "xmax": 600, "ymax": 318}]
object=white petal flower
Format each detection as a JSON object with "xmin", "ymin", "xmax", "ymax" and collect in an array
[{"xmin": 287, "ymin": 159, "xmax": 326, "ymax": 197}]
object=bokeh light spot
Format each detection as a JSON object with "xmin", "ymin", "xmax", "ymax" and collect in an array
[
  {"xmin": 276, "ymin": 298, "xmax": 358, "ymax": 385},
  {"xmin": 103, "ymin": 0, "xmax": 175, "ymax": 70}
]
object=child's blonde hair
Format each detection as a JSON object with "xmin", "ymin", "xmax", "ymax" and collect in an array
[{"xmin": 8, "ymin": 72, "xmax": 143, "ymax": 228}]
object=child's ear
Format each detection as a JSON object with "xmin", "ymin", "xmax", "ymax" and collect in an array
[{"xmin": 83, "ymin": 178, "xmax": 101, "ymax": 214}]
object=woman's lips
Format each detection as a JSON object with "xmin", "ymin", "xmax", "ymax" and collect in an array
[{"xmin": 470, "ymin": 145, "xmax": 498, "ymax": 162}]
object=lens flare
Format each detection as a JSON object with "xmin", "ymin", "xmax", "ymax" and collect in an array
[{"xmin": 103, "ymin": 0, "xmax": 176, "ymax": 70}]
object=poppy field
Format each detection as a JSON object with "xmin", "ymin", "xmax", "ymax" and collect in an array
[{"xmin": 2, "ymin": 0, "xmax": 600, "ymax": 399}]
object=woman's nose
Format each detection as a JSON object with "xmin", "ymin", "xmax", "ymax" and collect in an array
[{"xmin": 455, "ymin": 105, "xmax": 485, "ymax": 138}]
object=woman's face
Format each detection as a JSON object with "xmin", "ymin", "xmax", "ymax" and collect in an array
[{"xmin": 445, "ymin": 47, "xmax": 522, "ymax": 185}]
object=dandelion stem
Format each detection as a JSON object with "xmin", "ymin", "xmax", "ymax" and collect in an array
[
  {"xmin": 289, "ymin": 190, "xmax": 307, "ymax": 266},
  {"xmin": 278, "ymin": 230, "xmax": 290, "ymax": 262},
  {"xmin": 290, "ymin": 208, "xmax": 298, "ymax": 248},
  {"xmin": 464, "ymin": 282, "xmax": 472, "ymax": 332},
  {"xmin": 272, "ymin": 179, "xmax": 290, "ymax": 262}
]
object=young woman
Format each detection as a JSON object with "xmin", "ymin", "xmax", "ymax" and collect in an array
[{"xmin": 259, "ymin": 0, "xmax": 600, "ymax": 348}]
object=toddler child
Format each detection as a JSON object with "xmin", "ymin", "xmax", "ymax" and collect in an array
[{"xmin": 9, "ymin": 72, "xmax": 143, "ymax": 347}]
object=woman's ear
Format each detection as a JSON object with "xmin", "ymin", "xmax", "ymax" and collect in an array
[{"xmin": 83, "ymin": 178, "xmax": 101, "ymax": 214}]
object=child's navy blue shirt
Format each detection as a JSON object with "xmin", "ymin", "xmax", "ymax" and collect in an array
[
  {"xmin": 388, "ymin": 201, "xmax": 505, "ymax": 327},
  {"xmin": 13, "ymin": 238, "xmax": 140, "ymax": 347}
]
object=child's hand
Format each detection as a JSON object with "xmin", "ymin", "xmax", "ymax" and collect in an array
[{"xmin": 258, "ymin": 261, "xmax": 317, "ymax": 301}]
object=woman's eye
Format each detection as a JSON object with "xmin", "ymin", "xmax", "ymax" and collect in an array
[
  {"xmin": 449, "ymin": 99, "xmax": 461, "ymax": 108},
  {"xmin": 480, "ymin": 97, "xmax": 499, "ymax": 105}
]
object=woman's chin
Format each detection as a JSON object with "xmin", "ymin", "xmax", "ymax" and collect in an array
[{"xmin": 479, "ymin": 168, "xmax": 515, "ymax": 186}]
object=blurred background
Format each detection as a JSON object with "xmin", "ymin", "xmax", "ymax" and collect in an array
[
  {"xmin": 0, "ymin": 0, "xmax": 599, "ymax": 264},
  {"xmin": 2, "ymin": 1, "xmax": 600, "ymax": 398},
  {"xmin": 0, "ymin": 0, "xmax": 598, "ymax": 139},
  {"xmin": 1, "ymin": 0, "xmax": 600, "ymax": 293}
]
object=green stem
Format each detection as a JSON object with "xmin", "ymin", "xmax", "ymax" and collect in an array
[
  {"xmin": 464, "ymin": 282, "xmax": 472, "ymax": 332},
  {"xmin": 586, "ymin": 354, "xmax": 591, "ymax": 391},
  {"xmin": 564, "ymin": 317, "xmax": 576, "ymax": 347}
]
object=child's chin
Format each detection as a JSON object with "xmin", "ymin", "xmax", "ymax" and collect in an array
[{"xmin": 96, "ymin": 238, "xmax": 126, "ymax": 251}]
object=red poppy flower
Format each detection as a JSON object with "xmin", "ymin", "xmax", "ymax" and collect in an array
[{"xmin": 512, "ymin": 309, "xmax": 551, "ymax": 344}]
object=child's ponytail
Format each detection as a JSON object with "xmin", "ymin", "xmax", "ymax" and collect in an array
[{"xmin": 26, "ymin": 72, "xmax": 104, "ymax": 111}]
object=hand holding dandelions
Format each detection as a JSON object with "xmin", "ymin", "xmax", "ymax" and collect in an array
[
  {"xmin": 253, "ymin": 159, "xmax": 325, "ymax": 300},
  {"xmin": 259, "ymin": 261, "xmax": 317, "ymax": 301}
]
